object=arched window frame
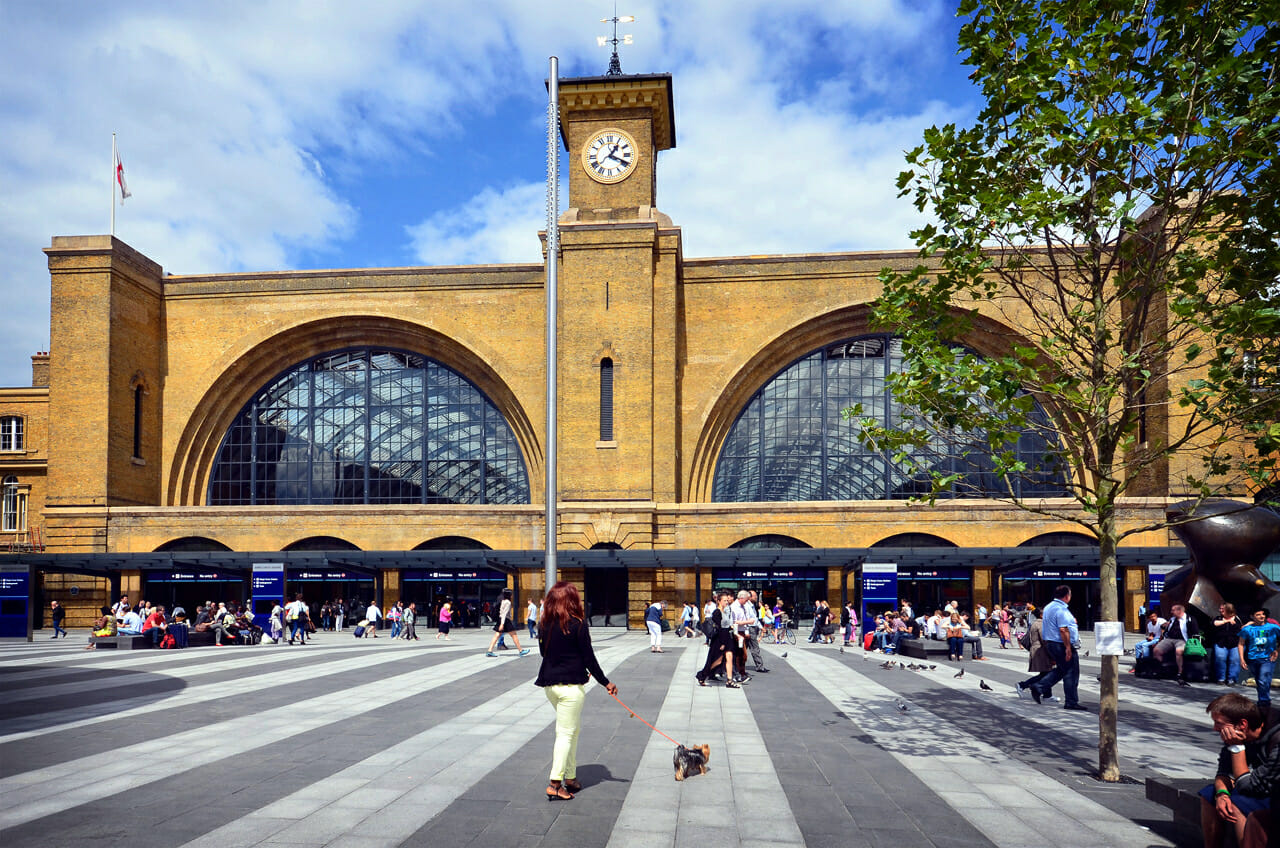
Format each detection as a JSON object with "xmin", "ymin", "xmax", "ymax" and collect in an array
[
  {"xmin": 711, "ymin": 333, "xmax": 1067, "ymax": 503},
  {"xmin": 207, "ymin": 347, "xmax": 530, "ymax": 506},
  {"xmin": 599, "ymin": 357, "xmax": 615, "ymax": 443},
  {"xmin": 2, "ymin": 475, "xmax": 27, "ymax": 533}
]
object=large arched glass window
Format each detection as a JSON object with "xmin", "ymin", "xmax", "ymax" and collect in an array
[
  {"xmin": 712, "ymin": 334, "xmax": 1067, "ymax": 502},
  {"xmin": 208, "ymin": 348, "xmax": 530, "ymax": 506}
]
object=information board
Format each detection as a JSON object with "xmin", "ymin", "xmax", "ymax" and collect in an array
[
  {"xmin": 1147, "ymin": 564, "xmax": 1180, "ymax": 612},
  {"xmin": 252, "ymin": 563, "xmax": 285, "ymax": 619},
  {"xmin": 0, "ymin": 567, "xmax": 31, "ymax": 639},
  {"xmin": 861, "ymin": 563, "xmax": 898, "ymax": 631}
]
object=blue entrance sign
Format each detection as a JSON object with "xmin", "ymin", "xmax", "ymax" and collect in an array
[
  {"xmin": 252, "ymin": 563, "xmax": 285, "ymax": 619},
  {"xmin": 861, "ymin": 562, "xmax": 898, "ymax": 631},
  {"xmin": 0, "ymin": 566, "xmax": 31, "ymax": 639},
  {"xmin": 401, "ymin": 568, "xmax": 507, "ymax": 582},
  {"xmin": 1147, "ymin": 564, "xmax": 1178, "ymax": 612}
]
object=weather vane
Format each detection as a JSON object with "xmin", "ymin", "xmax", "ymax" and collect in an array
[{"xmin": 597, "ymin": 5, "xmax": 634, "ymax": 76}]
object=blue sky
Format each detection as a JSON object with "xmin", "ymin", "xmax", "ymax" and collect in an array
[{"xmin": 0, "ymin": 1, "xmax": 979, "ymax": 388}]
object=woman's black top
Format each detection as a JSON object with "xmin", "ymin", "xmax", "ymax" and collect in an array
[
  {"xmin": 1212, "ymin": 616, "xmax": 1243, "ymax": 649},
  {"xmin": 535, "ymin": 617, "xmax": 610, "ymax": 687}
]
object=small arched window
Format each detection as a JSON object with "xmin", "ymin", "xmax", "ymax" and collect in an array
[
  {"xmin": 599, "ymin": 358, "xmax": 614, "ymax": 442},
  {"xmin": 1, "ymin": 475, "xmax": 26, "ymax": 533},
  {"xmin": 133, "ymin": 385, "xmax": 144, "ymax": 460}
]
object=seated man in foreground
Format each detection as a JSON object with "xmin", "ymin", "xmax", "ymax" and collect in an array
[{"xmin": 1200, "ymin": 692, "xmax": 1280, "ymax": 848}]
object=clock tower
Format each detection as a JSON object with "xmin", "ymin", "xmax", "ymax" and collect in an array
[{"xmin": 552, "ymin": 73, "xmax": 682, "ymax": 539}]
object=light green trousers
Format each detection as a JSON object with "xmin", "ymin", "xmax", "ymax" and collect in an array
[{"xmin": 544, "ymin": 683, "xmax": 586, "ymax": 781}]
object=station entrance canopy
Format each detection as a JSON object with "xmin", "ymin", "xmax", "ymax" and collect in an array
[{"xmin": 0, "ymin": 545, "xmax": 1188, "ymax": 578}]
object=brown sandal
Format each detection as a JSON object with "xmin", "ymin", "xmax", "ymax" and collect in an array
[
  {"xmin": 546, "ymin": 781, "xmax": 573, "ymax": 801},
  {"xmin": 563, "ymin": 779, "xmax": 582, "ymax": 793}
]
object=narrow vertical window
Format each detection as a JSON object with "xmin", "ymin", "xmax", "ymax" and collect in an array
[
  {"xmin": 599, "ymin": 358, "xmax": 614, "ymax": 441},
  {"xmin": 0, "ymin": 416, "xmax": 22, "ymax": 452},
  {"xmin": 133, "ymin": 385, "xmax": 144, "ymax": 459},
  {"xmin": 1, "ymin": 476, "xmax": 24, "ymax": 533}
]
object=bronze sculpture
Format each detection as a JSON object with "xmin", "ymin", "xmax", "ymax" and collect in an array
[{"xmin": 1161, "ymin": 499, "xmax": 1280, "ymax": 622}]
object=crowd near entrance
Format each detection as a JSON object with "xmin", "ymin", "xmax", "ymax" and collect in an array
[
  {"xmin": 711, "ymin": 568, "xmax": 825, "ymax": 626},
  {"xmin": 142, "ymin": 570, "xmax": 245, "ymax": 616},
  {"xmin": 400, "ymin": 568, "xmax": 509, "ymax": 628}
]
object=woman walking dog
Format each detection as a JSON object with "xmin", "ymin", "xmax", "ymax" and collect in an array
[{"xmin": 535, "ymin": 581, "xmax": 617, "ymax": 801}]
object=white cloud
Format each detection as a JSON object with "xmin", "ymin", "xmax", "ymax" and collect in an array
[
  {"xmin": 407, "ymin": 182, "xmax": 545, "ymax": 266},
  {"xmin": 0, "ymin": 0, "xmax": 968, "ymax": 386}
]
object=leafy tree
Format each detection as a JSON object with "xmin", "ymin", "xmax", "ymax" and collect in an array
[{"xmin": 860, "ymin": 0, "xmax": 1280, "ymax": 780}]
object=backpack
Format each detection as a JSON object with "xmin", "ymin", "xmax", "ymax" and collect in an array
[{"xmin": 159, "ymin": 633, "xmax": 176, "ymax": 649}]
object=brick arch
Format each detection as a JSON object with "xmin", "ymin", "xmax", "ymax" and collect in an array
[
  {"xmin": 167, "ymin": 316, "xmax": 540, "ymax": 506},
  {"xmin": 685, "ymin": 305, "xmax": 1043, "ymax": 502}
]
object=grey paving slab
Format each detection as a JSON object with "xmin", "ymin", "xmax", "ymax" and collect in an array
[{"xmin": 0, "ymin": 631, "xmax": 1215, "ymax": 848}]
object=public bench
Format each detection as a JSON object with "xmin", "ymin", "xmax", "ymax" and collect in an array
[
  {"xmin": 895, "ymin": 637, "xmax": 952, "ymax": 660},
  {"xmin": 88, "ymin": 634, "xmax": 153, "ymax": 650},
  {"xmin": 88, "ymin": 626, "xmax": 215, "ymax": 649},
  {"xmin": 1145, "ymin": 776, "xmax": 1204, "ymax": 832},
  {"xmin": 1133, "ymin": 654, "xmax": 1211, "ymax": 682}
]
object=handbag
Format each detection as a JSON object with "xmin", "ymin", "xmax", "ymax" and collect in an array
[{"xmin": 1184, "ymin": 635, "xmax": 1207, "ymax": 659}]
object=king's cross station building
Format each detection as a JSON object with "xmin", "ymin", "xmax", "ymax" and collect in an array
[{"xmin": 0, "ymin": 70, "xmax": 1195, "ymax": 636}]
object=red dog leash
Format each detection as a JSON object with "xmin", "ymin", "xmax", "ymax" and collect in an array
[{"xmin": 607, "ymin": 689, "xmax": 685, "ymax": 748}]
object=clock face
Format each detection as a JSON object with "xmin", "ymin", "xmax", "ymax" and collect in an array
[{"xmin": 582, "ymin": 128, "xmax": 638, "ymax": 184}]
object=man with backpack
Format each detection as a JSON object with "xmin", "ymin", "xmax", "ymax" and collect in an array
[{"xmin": 286, "ymin": 595, "xmax": 308, "ymax": 644}]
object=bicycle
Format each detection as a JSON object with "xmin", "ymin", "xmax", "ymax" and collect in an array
[{"xmin": 772, "ymin": 617, "xmax": 797, "ymax": 645}]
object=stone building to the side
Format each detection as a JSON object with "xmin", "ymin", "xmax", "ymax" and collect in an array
[{"xmin": 1, "ymin": 71, "xmax": 1194, "ymax": 634}]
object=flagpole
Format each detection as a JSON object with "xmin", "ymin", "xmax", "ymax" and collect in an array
[
  {"xmin": 544, "ymin": 56, "xmax": 560, "ymax": 594},
  {"xmin": 111, "ymin": 133, "xmax": 117, "ymax": 237}
]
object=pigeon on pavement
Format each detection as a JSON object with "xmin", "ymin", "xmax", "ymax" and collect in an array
[
  {"xmin": 954, "ymin": 667, "xmax": 965, "ymax": 679},
  {"xmin": 979, "ymin": 679, "xmax": 993, "ymax": 691},
  {"xmin": 895, "ymin": 698, "xmax": 909, "ymax": 712}
]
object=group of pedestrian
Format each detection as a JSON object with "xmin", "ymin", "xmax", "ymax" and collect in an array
[{"xmin": 696, "ymin": 589, "xmax": 770, "ymax": 688}]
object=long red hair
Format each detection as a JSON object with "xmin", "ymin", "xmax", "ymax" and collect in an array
[{"xmin": 541, "ymin": 581, "xmax": 584, "ymax": 634}]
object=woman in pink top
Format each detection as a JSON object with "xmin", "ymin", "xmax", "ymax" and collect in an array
[{"xmin": 436, "ymin": 601, "xmax": 453, "ymax": 640}]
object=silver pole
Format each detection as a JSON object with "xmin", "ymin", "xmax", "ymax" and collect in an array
[
  {"xmin": 544, "ymin": 57, "xmax": 560, "ymax": 594},
  {"xmin": 111, "ymin": 133, "xmax": 117, "ymax": 236}
]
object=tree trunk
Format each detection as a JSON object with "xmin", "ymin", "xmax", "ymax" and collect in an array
[{"xmin": 1097, "ymin": 504, "xmax": 1120, "ymax": 782}]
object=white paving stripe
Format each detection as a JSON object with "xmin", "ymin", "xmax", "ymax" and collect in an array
[
  {"xmin": 607, "ymin": 646, "xmax": 806, "ymax": 848},
  {"xmin": 930, "ymin": 646, "xmax": 1232, "ymax": 728},
  {"xmin": 0, "ymin": 638, "xmax": 384, "ymax": 670},
  {"xmin": 0, "ymin": 643, "xmax": 473, "ymax": 742},
  {"xmin": 1, "ymin": 642, "xmax": 399, "ymax": 702},
  {"xmin": 780, "ymin": 646, "xmax": 1173, "ymax": 848},
  {"xmin": 176, "ymin": 643, "xmax": 647, "ymax": 848},
  {"xmin": 910, "ymin": 657, "xmax": 1216, "ymax": 778},
  {"xmin": 0, "ymin": 646, "xmax": 555, "ymax": 829}
]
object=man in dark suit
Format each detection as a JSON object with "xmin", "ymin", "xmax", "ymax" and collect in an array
[{"xmin": 1154, "ymin": 603, "xmax": 1201, "ymax": 681}]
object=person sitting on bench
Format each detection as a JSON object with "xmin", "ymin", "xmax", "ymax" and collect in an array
[
  {"xmin": 142, "ymin": 605, "xmax": 168, "ymax": 647},
  {"xmin": 1200, "ymin": 692, "xmax": 1280, "ymax": 848},
  {"xmin": 1153, "ymin": 604, "xmax": 1199, "ymax": 682}
]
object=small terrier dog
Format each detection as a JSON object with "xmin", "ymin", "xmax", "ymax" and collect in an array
[{"xmin": 673, "ymin": 743, "xmax": 711, "ymax": 781}]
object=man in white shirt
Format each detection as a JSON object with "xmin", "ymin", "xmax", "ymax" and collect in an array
[
  {"xmin": 728, "ymin": 593, "xmax": 753, "ymax": 683},
  {"xmin": 286, "ymin": 595, "xmax": 309, "ymax": 644},
  {"xmin": 117, "ymin": 608, "xmax": 144, "ymax": 635},
  {"xmin": 365, "ymin": 602, "xmax": 382, "ymax": 636},
  {"xmin": 1133, "ymin": 610, "xmax": 1167, "ymax": 661},
  {"xmin": 1153, "ymin": 603, "xmax": 1199, "ymax": 681},
  {"xmin": 112, "ymin": 595, "xmax": 131, "ymax": 619},
  {"xmin": 745, "ymin": 591, "xmax": 769, "ymax": 673}
]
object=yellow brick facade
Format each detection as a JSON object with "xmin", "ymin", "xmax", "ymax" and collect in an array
[{"xmin": 1, "ymin": 73, "xmax": 1191, "ymax": 631}]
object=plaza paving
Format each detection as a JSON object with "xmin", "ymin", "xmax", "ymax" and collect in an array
[{"xmin": 0, "ymin": 627, "xmax": 1218, "ymax": 847}]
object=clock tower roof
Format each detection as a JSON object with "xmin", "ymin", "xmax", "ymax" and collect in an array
[{"xmin": 553, "ymin": 72, "xmax": 675, "ymax": 153}]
